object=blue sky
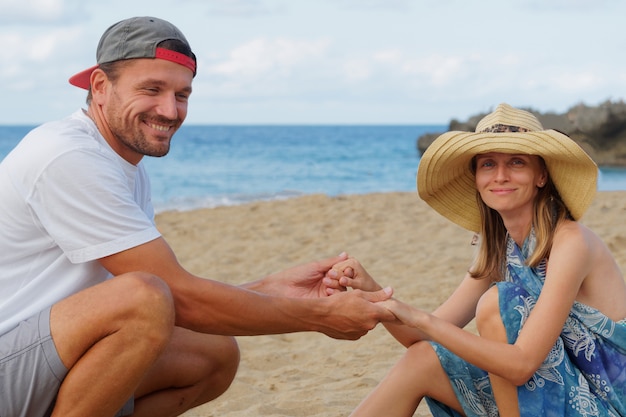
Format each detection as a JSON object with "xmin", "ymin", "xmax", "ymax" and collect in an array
[{"xmin": 1, "ymin": 0, "xmax": 625, "ymax": 125}]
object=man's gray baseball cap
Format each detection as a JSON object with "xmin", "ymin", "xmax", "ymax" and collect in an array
[{"xmin": 69, "ymin": 16, "xmax": 196, "ymax": 90}]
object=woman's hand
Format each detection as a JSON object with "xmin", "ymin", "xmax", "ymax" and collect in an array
[
  {"xmin": 324, "ymin": 257, "xmax": 382, "ymax": 295},
  {"xmin": 378, "ymin": 298, "xmax": 427, "ymax": 329}
]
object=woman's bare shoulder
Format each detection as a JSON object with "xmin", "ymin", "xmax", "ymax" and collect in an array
[
  {"xmin": 552, "ymin": 220, "xmax": 593, "ymax": 252},
  {"xmin": 557, "ymin": 221, "xmax": 626, "ymax": 320}
]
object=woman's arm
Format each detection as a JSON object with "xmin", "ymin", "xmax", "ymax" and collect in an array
[
  {"xmin": 328, "ymin": 258, "xmax": 492, "ymax": 347},
  {"xmin": 382, "ymin": 222, "xmax": 592, "ymax": 384}
]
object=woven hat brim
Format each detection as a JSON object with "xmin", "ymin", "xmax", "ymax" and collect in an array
[{"xmin": 417, "ymin": 129, "xmax": 598, "ymax": 232}]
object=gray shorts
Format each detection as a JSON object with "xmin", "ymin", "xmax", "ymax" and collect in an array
[{"xmin": 0, "ymin": 307, "xmax": 134, "ymax": 417}]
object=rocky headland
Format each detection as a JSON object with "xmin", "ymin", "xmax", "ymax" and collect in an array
[{"xmin": 417, "ymin": 100, "xmax": 626, "ymax": 167}]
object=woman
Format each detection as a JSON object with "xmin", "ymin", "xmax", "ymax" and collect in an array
[{"xmin": 327, "ymin": 104, "xmax": 626, "ymax": 416}]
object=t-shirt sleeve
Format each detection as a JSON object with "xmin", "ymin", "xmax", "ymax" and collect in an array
[{"xmin": 28, "ymin": 147, "xmax": 161, "ymax": 264}]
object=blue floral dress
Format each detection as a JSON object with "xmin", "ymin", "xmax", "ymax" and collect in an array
[{"xmin": 426, "ymin": 233, "xmax": 626, "ymax": 416}]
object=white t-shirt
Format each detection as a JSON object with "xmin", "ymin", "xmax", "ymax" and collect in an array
[{"xmin": 0, "ymin": 110, "xmax": 161, "ymax": 336}]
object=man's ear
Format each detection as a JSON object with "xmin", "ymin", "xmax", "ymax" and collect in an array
[{"xmin": 89, "ymin": 69, "xmax": 108, "ymax": 104}]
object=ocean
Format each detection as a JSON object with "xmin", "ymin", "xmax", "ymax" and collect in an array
[{"xmin": 2, "ymin": 124, "xmax": 625, "ymax": 213}]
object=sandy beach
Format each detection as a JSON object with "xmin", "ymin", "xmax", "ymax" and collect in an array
[{"xmin": 156, "ymin": 191, "xmax": 626, "ymax": 417}]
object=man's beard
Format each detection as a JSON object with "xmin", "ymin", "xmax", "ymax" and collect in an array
[{"xmin": 111, "ymin": 113, "xmax": 180, "ymax": 158}]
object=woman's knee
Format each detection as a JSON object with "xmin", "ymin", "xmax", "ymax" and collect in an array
[
  {"xmin": 399, "ymin": 342, "xmax": 455, "ymax": 401},
  {"xmin": 404, "ymin": 341, "xmax": 441, "ymax": 375},
  {"xmin": 476, "ymin": 286, "xmax": 505, "ymax": 340}
]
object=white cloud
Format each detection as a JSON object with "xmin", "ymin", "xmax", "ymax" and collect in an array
[
  {"xmin": 0, "ymin": 26, "xmax": 87, "ymax": 99},
  {"xmin": 1, "ymin": 0, "xmax": 626, "ymax": 124},
  {"xmin": 0, "ymin": 0, "xmax": 85, "ymax": 23},
  {"xmin": 333, "ymin": 0, "xmax": 413, "ymax": 11},
  {"xmin": 207, "ymin": 37, "xmax": 332, "ymax": 78},
  {"xmin": 1, "ymin": 27, "xmax": 83, "ymax": 63},
  {"xmin": 550, "ymin": 72, "xmax": 608, "ymax": 93},
  {"xmin": 0, "ymin": 0, "xmax": 62, "ymax": 20},
  {"xmin": 341, "ymin": 59, "xmax": 372, "ymax": 82},
  {"xmin": 521, "ymin": 0, "xmax": 617, "ymax": 12},
  {"xmin": 203, "ymin": 0, "xmax": 286, "ymax": 16},
  {"xmin": 372, "ymin": 49, "xmax": 403, "ymax": 65}
]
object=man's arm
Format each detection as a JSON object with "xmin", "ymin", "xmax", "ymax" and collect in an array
[
  {"xmin": 99, "ymin": 237, "xmax": 394, "ymax": 339},
  {"xmin": 241, "ymin": 252, "xmax": 349, "ymax": 298}
]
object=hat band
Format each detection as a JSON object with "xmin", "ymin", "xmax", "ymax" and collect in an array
[
  {"xmin": 480, "ymin": 124, "xmax": 531, "ymax": 133},
  {"xmin": 155, "ymin": 47, "xmax": 196, "ymax": 75}
]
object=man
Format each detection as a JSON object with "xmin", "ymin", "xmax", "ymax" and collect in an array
[{"xmin": 0, "ymin": 16, "xmax": 394, "ymax": 417}]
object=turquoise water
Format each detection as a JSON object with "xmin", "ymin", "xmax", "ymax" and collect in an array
[{"xmin": 2, "ymin": 124, "xmax": 625, "ymax": 212}]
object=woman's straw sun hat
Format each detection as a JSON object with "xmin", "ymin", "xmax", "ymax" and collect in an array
[{"xmin": 417, "ymin": 103, "xmax": 598, "ymax": 232}]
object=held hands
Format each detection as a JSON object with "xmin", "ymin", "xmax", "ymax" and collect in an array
[
  {"xmin": 319, "ymin": 286, "xmax": 397, "ymax": 340},
  {"xmin": 258, "ymin": 252, "xmax": 352, "ymax": 298},
  {"xmin": 252, "ymin": 252, "xmax": 398, "ymax": 340},
  {"xmin": 323, "ymin": 257, "xmax": 382, "ymax": 295},
  {"xmin": 324, "ymin": 257, "xmax": 429, "ymax": 333}
]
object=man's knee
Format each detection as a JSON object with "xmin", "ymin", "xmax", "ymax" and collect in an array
[
  {"xmin": 48, "ymin": 271, "xmax": 176, "ymax": 376},
  {"xmin": 119, "ymin": 271, "xmax": 173, "ymax": 312},
  {"xmin": 116, "ymin": 272, "xmax": 175, "ymax": 344},
  {"xmin": 205, "ymin": 336, "xmax": 240, "ymax": 397}
]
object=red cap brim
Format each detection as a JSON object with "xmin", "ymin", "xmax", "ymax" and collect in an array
[
  {"xmin": 68, "ymin": 49, "xmax": 195, "ymax": 90},
  {"xmin": 69, "ymin": 64, "xmax": 99, "ymax": 90}
]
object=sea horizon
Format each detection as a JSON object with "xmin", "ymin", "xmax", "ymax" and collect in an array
[{"xmin": 2, "ymin": 124, "xmax": 625, "ymax": 213}]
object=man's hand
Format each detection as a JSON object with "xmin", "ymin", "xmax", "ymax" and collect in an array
[
  {"xmin": 242, "ymin": 253, "xmax": 350, "ymax": 298},
  {"xmin": 316, "ymin": 287, "xmax": 396, "ymax": 340}
]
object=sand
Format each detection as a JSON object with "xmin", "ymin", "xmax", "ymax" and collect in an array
[{"xmin": 154, "ymin": 191, "xmax": 626, "ymax": 417}]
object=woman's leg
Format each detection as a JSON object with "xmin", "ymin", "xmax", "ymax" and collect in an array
[
  {"xmin": 476, "ymin": 286, "xmax": 520, "ymax": 417},
  {"xmin": 350, "ymin": 341, "xmax": 464, "ymax": 417}
]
